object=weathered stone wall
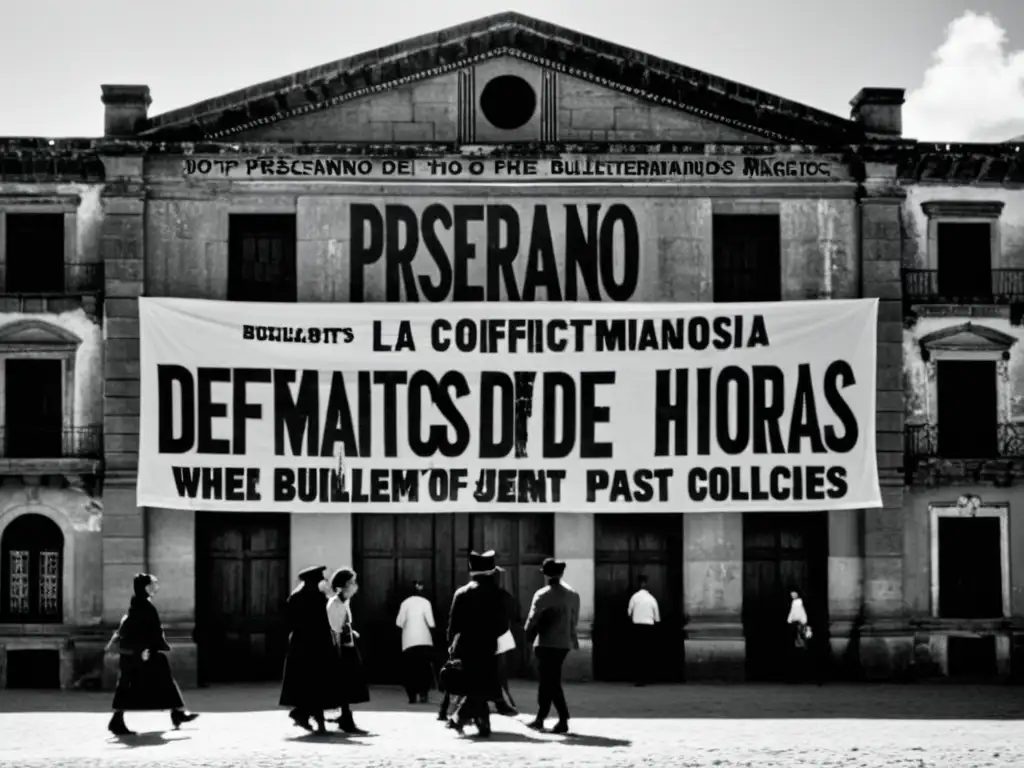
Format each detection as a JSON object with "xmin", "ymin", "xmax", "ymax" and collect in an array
[
  {"xmin": 902, "ymin": 185, "xmax": 1024, "ymax": 270},
  {"xmin": 229, "ymin": 58, "xmax": 767, "ymax": 145},
  {"xmin": 142, "ymin": 190, "xmax": 859, "ymax": 304},
  {"xmin": 557, "ymin": 74, "xmax": 764, "ymax": 142},
  {"xmin": 236, "ymin": 74, "xmax": 459, "ymax": 143}
]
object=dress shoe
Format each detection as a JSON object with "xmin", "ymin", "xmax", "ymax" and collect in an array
[
  {"xmin": 551, "ymin": 720, "xmax": 570, "ymax": 734},
  {"xmin": 527, "ymin": 719, "xmax": 545, "ymax": 731},
  {"xmin": 170, "ymin": 710, "xmax": 199, "ymax": 729},
  {"xmin": 338, "ymin": 714, "xmax": 368, "ymax": 735},
  {"xmin": 107, "ymin": 713, "xmax": 134, "ymax": 736}
]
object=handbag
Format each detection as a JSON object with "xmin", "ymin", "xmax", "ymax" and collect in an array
[
  {"xmin": 438, "ymin": 658, "xmax": 465, "ymax": 694},
  {"xmin": 495, "ymin": 629, "xmax": 516, "ymax": 656}
]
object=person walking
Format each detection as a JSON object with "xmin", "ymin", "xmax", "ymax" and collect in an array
[
  {"xmin": 443, "ymin": 550, "xmax": 509, "ymax": 737},
  {"xmin": 524, "ymin": 558, "xmax": 580, "ymax": 735},
  {"xmin": 107, "ymin": 573, "xmax": 198, "ymax": 736},
  {"xmin": 787, "ymin": 587, "xmax": 822, "ymax": 684},
  {"xmin": 326, "ymin": 567, "xmax": 370, "ymax": 733},
  {"xmin": 493, "ymin": 581, "xmax": 520, "ymax": 716},
  {"xmin": 627, "ymin": 575, "xmax": 660, "ymax": 686},
  {"xmin": 396, "ymin": 579, "xmax": 437, "ymax": 704},
  {"xmin": 279, "ymin": 565, "xmax": 340, "ymax": 734}
]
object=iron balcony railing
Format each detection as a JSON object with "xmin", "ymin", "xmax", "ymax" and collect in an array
[
  {"xmin": 0, "ymin": 426, "xmax": 103, "ymax": 460},
  {"xmin": 902, "ymin": 268, "xmax": 1024, "ymax": 306},
  {"xmin": 904, "ymin": 423, "xmax": 1024, "ymax": 462}
]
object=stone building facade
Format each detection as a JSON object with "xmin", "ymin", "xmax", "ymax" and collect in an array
[{"xmin": 0, "ymin": 12, "xmax": 1021, "ymax": 689}]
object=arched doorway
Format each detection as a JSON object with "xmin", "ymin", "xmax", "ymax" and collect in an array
[{"xmin": 1, "ymin": 513, "xmax": 64, "ymax": 624}]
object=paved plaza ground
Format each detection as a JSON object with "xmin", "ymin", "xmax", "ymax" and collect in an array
[{"xmin": 1, "ymin": 681, "xmax": 1022, "ymax": 768}]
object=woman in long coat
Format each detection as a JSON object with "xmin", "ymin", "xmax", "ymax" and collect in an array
[
  {"xmin": 108, "ymin": 573, "xmax": 198, "ymax": 736},
  {"xmin": 326, "ymin": 567, "xmax": 370, "ymax": 733},
  {"xmin": 279, "ymin": 565, "xmax": 342, "ymax": 733},
  {"xmin": 445, "ymin": 550, "xmax": 510, "ymax": 737}
]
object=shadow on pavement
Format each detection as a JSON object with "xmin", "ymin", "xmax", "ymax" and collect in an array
[
  {"xmin": 559, "ymin": 734, "xmax": 632, "ymax": 748},
  {"xmin": 287, "ymin": 731, "xmax": 371, "ymax": 744},
  {"xmin": 107, "ymin": 731, "xmax": 191, "ymax": 748},
  {"xmin": 466, "ymin": 731, "xmax": 542, "ymax": 743},
  {"xmin": 4, "ymin": 682, "xmax": 1023, "ymax": 719}
]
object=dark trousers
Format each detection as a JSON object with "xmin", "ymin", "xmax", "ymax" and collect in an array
[
  {"xmin": 632, "ymin": 624, "xmax": 656, "ymax": 684},
  {"xmin": 402, "ymin": 646, "xmax": 435, "ymax": 701},
  {"xmin": 534, "ymin": 647, "xmax": 570, "ymax": 722}
]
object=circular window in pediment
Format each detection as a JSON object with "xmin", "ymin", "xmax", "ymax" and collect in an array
[{"xmin": 479, "ymin": 75, "xmax": 537, "ymax": 131}]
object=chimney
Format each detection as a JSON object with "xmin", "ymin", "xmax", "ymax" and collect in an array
[
  {"xmin": 850, "ymin": 88, "xmax": 905, "ymax": 137},
  {"xmin": 101, "ymin": 85, "xmax": 152, "ymax": 138}
]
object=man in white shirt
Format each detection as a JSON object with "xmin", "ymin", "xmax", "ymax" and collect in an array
[
  {"xmin": 627, "ymin": 575, "xmax": 660, "ymax": 687},
  {"xmin": 395, "ymin": 580, "xmax": 436, "ymax": 704}
]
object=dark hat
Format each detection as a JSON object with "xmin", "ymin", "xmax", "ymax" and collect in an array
[
  {"xmin": 297, "ymin": 565, "xmax": 326, "ymax": 582},
  {"xmin": 468, "ymin": 550, "xmax": 504, "ymax": 575},
  {"xmin": 541, "ymin": 558, "xmax": 566, "ymax": 577}
]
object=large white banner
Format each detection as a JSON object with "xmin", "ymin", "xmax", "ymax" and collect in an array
[{"xmin": 137, "ymin": 298, "xmax": 881, "ymax": 513}]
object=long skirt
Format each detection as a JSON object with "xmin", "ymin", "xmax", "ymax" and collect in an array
[
  {"xmin": 112, "ymin": 652, "xmax": 185, "ymax": 712},
  {"xmin": 335, "ymin": 643, "xmax": 371, "ymax": 705},
  {"xmin": 402, "ymin": 646, "xmax": 435, "ymax": 696}
]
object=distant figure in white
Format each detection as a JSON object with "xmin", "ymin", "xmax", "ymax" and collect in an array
[
  {"xmin": 787, "ymin": 587, "xmax": 816, "ymax": 683},
  {"xmin": 627, "ymin": 575, "xmax": 660, "ymax": 686},
  {"xmin": 396, "ymin": 579, "xmax": 437, "ymax": 704}
]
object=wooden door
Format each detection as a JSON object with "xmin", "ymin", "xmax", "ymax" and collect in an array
[
  {"xmin": 593, "ymin": 514, "xmax": 684, "ymax": 682},
  {"xmin": 353, "ymin": 513, "xmax": 554, "ymax": 682},
  {"xmin": 937, "ymin": 360, "xmax": 998, "ymax": 458},
  {"xmin": 5, "ymin": 359, "xmax": 63, "ymax": 458},
  {"xmin": 352, "ymin": 514, "xmax": 458, "ymax": 683},
  {"xmin": 712, "ymin": 214, "xmax": 782, "ymax": 302},
  {"xmin": 467, "ymin": 513, "xmax": 554, "ymax": 678},
  {"xmin": 742, "ymin": 512, "xmax": 828, "ymax": 681},
  {"xmin": 196, "ymin": 513, "xmax": 291, "ymax": 684}
]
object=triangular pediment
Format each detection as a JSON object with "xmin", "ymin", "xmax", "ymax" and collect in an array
[
  {"xmin": 919, "ymin": 322, "xmax": 1017, "ymax": 355},
  {"xmin": 140, "ymin": 12, "xmax": 863, "ymax": 144},
  {"xmin": 0, "ymin": 319, "xmax": 82, "ymax": 346}
]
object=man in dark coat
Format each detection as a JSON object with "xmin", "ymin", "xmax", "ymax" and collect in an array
[
  {"xmin": 524, "ymin": 558, "xmax": 580, "ymax": 734},
  {"xmin": 445, "ymin": 550, "xmax": 509, "ymax": 737},
  {"xmin": 279, "ymin": 565, "xmax": 341, "ymax": 733},
  {"xmin": 108, "ymin": 573, "xmax": 198, "ymax": 736}
]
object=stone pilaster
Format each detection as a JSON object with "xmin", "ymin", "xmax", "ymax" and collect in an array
[
  {"xmin": 99, "ymin": 155, "xmax": 147, "ymax": 629},
  {"xmin": 683, "ymin": 513, "xmax": 744, "ymax": 680},
  {"xmin": 556, "ymin": 513, "xmax": 594, "ymax": 681},
  {"xmin": 858, "ymin": 162, "xmax": 912, "ymax": 678}
]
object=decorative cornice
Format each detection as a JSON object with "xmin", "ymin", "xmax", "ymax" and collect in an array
[{"xmin": 921, "ymin": 200, "xmax": 1006, "ymax": 219}]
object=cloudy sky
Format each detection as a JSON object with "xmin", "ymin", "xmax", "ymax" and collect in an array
[{"xmin": 0, "ymin": 0, "xmax": 1021, "ymax": 142}]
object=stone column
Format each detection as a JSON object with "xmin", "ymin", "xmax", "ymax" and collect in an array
[
  {"xmin": 859, "ymin": 162, "xmax": 911, "ymax": 679},
  {"xmin": 556, "ymin": 512, "xmax": 594, "ymax": 680},
  {"xmin": 100, "ymin": 156, "xmax": 147, "ymax": 624},
  {"xmin": 828, "ymin": 508, "xmax": 863, "ymax": 676},
  {"xmin": 683, "ymin": 513, "xmax": 744, "ymax": 680}
]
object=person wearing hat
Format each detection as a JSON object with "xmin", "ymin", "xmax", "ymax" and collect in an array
[
  {"xmin": 107, "ymin": 573, "xmax": 199, "ymax": 736},
  {"xmin": 395, "ymin": 579, "xmax": 437, "ymax": 705},
  {"xmin": 279, "ymin": 565, "xmax": 341, "ymax": 734},
  {"xmin": 443, "ymin": 550, "xmax": 510, "ymax": 737},
  {"xmin": 524, "ymin": 557, "xmax": 580, "ymax": 734}
]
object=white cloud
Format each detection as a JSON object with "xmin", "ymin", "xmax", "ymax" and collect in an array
[{"xmin": 903, "ymin": 11, "xmax": 1024, "ymax": 143}]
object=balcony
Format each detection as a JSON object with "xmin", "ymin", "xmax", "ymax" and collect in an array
[
  {"xmin": 903, "ymin": 269, "xmax": 1024, "ymax": 324},
  {"xmin": 0, "ymin": 426, "xmax": 103, "ymax": 476},
  {"xmin": 0, "ymin": 264, "xmax": 104, "ymax": 317},
  {"xmin": 904, "ymin": 422, "xmax": 1024, "ymax": 485}
]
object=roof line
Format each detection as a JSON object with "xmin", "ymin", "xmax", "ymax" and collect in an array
[{"xmin": 142, "ymin": 11, "xmax": 856, "ymax": 136}]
